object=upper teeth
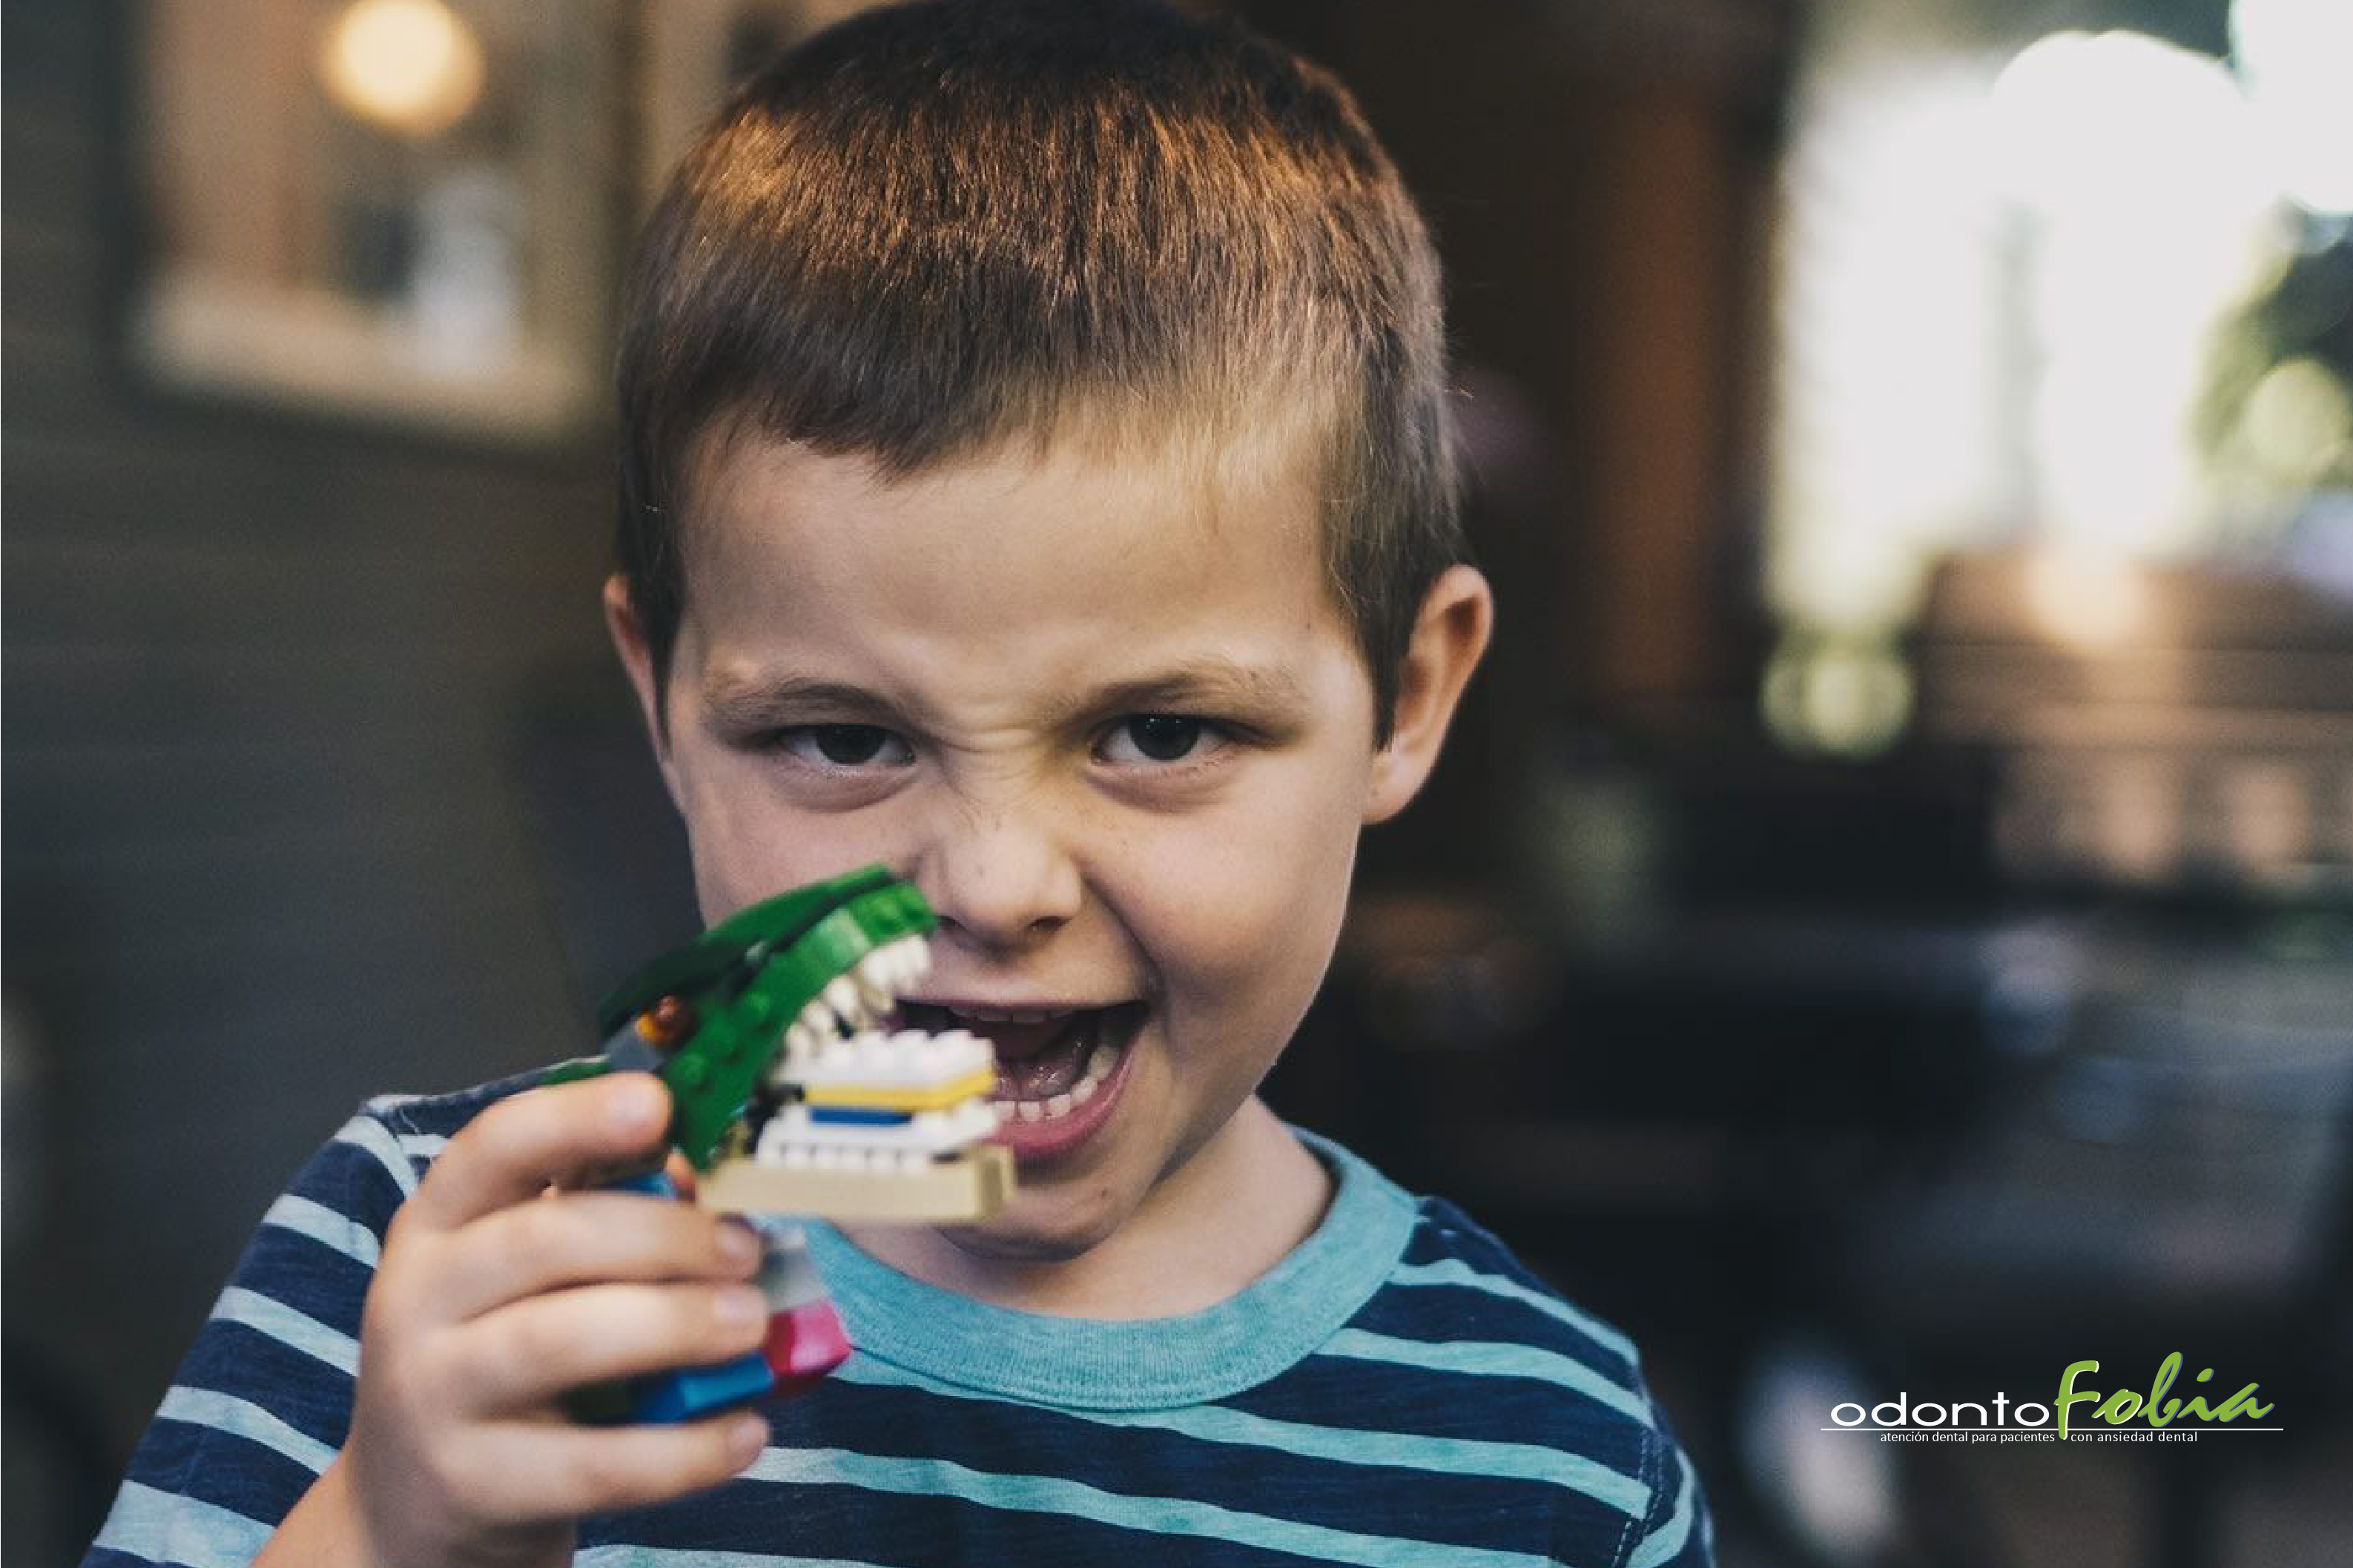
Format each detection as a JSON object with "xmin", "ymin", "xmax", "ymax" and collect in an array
[{"xmin": 951, "ymin": 1006, "xmax": 1072, "ymax": 1025}]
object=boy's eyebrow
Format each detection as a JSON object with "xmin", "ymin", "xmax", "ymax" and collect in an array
[
  {"xmin": 1060, "ymin": 661, "xmax": 1312, "ymax": 721},
  {"xmin": 698, "ymin": 660, "xmax": 1312, "ymax": 730},
  {"xmin": 699, "ymin": 672, "xmax": 905, "ymax": 730}
]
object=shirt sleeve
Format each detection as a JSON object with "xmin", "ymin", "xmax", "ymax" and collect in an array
[
  {"xmin": 81, "ymin": 1107, "xmax": 421, "ymax": 1568},
  {"xmin": 1617, "ymin": 1396, "xmax": 1716, "ymax": 1568}
]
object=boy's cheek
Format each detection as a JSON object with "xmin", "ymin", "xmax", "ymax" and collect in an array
[{"xmin": 672, "ymin": 780, "xmax": 839, "ymax": 916}]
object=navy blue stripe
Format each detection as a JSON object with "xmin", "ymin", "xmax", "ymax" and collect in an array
[
  {"xmin": 228, "ymin": 1231, "xmax": 374, "ymax": 1324},
  {"xmin": 171, "ymin": 1319, "xmax": 357, "ymax": 1451},
  {"xmin": 1403, "ymin": 1200, "xmax": 1561, "ymax": 1288},
  {"xmin": 773, "ymin": 1377, "xmax": 1583, "ymax": 1554},
  {"xmin": 593, "ymin": 1475, "xmax": 1374, "ymax": 1568},
  {"xmin": 1350, "ymin": 1280, "xmax": 1634, "ymax": 1380},
  {"xmin": 366, "ymin": 1065, "xmax": 547, "ymax": 1139},
  {"xmin": 290, "ymin": 1125, "xmax": 418, "ymax": 1210},
  {"xmin": 1218, "ymin": 1357, "xmax": 1653, "ymax": 1477},
  {"xmin": 119, "ymin": 1419, "xmax": 321, "ymax": 1532}
]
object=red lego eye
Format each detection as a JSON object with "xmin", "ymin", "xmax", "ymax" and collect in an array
[{"xmin": 634, "ymin": 994, "xmax": 699, "ymax": 1051}]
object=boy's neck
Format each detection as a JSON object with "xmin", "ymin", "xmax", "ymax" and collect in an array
[{"xmin": 839, "ymin": 1096, "xmax": 1333, "ymax": 1320}]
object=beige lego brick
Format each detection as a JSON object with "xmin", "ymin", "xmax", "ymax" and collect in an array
[{"xmin": 695, "ymin": 1144, "xmax": 1014, "ymax": 1221}]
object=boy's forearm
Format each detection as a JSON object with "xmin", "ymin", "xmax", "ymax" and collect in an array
[{"xmin": 248, "ymin": 1460, "xmax": 378, "ymax": 1568}]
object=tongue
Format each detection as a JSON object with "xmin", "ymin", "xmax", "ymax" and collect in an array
[{"xmin": 974, "ymin": 1012, "xmax": 1096, "ymax": 1100}]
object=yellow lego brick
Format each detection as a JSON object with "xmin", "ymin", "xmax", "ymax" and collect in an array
[
  {"xmin": 799, "ymin": 1066, "xmax": 997, "ymax": 1113},
  {"xmin": 696, "ymin": 1144, "xmax": 1014, "ymax": 1221}
]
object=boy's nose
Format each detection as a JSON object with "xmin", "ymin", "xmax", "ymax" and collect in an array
[{"xmin": 916, "ymin": 808, "xmax": 1083, "ymax": 953}]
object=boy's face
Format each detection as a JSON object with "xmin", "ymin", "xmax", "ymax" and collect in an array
[{"xmin": 610, "ymin": 429, "xmax": 1474, "ymax": 1266}]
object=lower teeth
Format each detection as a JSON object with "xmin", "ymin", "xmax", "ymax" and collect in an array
[{"xmin": 997, "ymin": 1040, "xmax": 1121, "ymax": 1123}]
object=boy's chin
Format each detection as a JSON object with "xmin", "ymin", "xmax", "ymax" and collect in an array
[{"xmin": 929, "ymin": 1189, "xmax": 1129, "ymax": 1265}]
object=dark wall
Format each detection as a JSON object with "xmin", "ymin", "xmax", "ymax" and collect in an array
[{"xmin": 1, "ymin": 0, "xmax": 638, "ymax": 1501}]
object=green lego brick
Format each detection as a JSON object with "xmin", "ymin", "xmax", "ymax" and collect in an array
[{"xmin": 593, "ymin": 864, "xmax": 904, "ymax": 1036}]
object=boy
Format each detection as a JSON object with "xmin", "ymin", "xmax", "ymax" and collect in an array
[{"xmin": 89, "ymin": 2, "xmax": 1712, "ymax": 1565}]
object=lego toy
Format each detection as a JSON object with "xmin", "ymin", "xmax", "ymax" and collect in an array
[{"xmin": 550, "ymin": 865, "xmax": 1009, "ymax": 1423}]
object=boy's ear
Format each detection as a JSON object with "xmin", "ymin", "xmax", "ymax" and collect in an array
[
  {"xmin": 1364, "ymin": 564, "xmax": 1494, "ymax": 824},
  {"xmin": 603, "ymin": 574, "xmax": 682, "ymax": 802}
]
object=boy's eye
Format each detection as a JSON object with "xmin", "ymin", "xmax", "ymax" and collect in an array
[
  {"xmin": 1101, "ymin": 714, "xmax": 1218, "ymax": 764},
  {"xmin": 774, "ymin": 724, "xmax": 912, "ymax": 767}
]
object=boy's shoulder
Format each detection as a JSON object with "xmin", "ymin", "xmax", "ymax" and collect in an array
[
  {"xmin": 360, "ymin": 1060, "xmax": 559, "ymax": 1134},
  {"xmin": 309, "ymin": 1062, "xmax": 561, "ymax": 1200},
  {"xmin": 1277, "ymin": 1134, "xmax": 1713, "ymax": 1564},
  {"xmin": 1310, "ymin": 1129, "xmax": 1645, "ymax": 1373},
  {"xmin": 1296, "ymin": 1131, "xmax": 1677, "ymax": 1448}
]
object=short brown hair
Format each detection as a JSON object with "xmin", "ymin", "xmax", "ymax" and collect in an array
[{"xmin": 616, "ymin": 0, "xmax": 1461, "ymax": 744}]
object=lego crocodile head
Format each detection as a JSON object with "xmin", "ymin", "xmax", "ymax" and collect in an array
[{"xmin": 573, "ymin": 865, "xmax": 1012, "ymax": 1221}]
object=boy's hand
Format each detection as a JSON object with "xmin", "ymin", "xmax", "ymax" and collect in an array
[{"xmin": 323, "ymin": 1074, "xmax": 770, "ymax": 1568}]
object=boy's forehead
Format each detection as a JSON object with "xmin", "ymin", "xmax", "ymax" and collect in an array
[
  {"xmin": 664, "ymin": 414, "xmax": 1370, "ymax": 720},
  {"xmin": 679, "ymin": 410, "xmax": 1331, "ymax": 595}
]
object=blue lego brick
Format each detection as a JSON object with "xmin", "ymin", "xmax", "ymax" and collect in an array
[
  {"xmin": 805, "ymin": 1105, "xmax": 914, "ymax": 1126},
  {"xmin": 626, "ymin": 1351, "xmax": 776, "ymax": 1423}
]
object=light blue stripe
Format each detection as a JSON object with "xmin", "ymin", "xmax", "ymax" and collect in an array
[
  {"xmin": 211, "ymin": 1286, "xmax": 360, "ymax": 1375},
  {"xmin": 331, "ymin": 1114, "xmax": 420, "ymax": 1196},
  {"xmin": 579, "ymin": 1550, "xmax": 905, "ymax": 1568},
  {"xmin": 399, "ymin": 1131, "xmax": 449, "ymax": 1162},
  {"xmin": 156, "ymin": 1385, "xmax": 337, "ymax": 1475},
  {"xmin": 745, "ymin": 1446, "xmax": 1558, "ymax": 1568},
  {"xmin": 1322, "ymin": 1329, "xmax": 1652, "ymax": 1424},
  {"xmin": 91, "ymin": 1479, "xmax": 271, "ymax": 1568},
  {"xmin": 262, "ymin": 1193, "xmax": 381, "ymax": 1267},
  {"xmin": 834, "ymin": 1355, "xmax": 1651, "ymax": 1518},
  {"xmin": 1392, "ymin": 1257, "xmax": 1639, "ymax": 1364},
  {"xmin": 1628, "ymin": 1444, "xmax": 1700, "ymax": 1567}
]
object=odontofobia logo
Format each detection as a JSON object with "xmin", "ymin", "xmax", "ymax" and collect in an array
[{"xmin": 1824, "ymin": 1354, "xmax": 2279, "ymax": 1444}]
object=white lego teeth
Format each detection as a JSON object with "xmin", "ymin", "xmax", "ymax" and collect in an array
[{"xmin": 824, "ymin": 975, "xmax": 866, "ymax": 1028}]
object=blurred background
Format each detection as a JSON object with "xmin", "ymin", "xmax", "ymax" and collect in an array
[{"xmin": 4, "ymin": 1, "xmax": 2349, "ymax": 1564}]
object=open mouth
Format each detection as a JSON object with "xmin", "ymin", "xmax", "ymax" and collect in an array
[
  {"xmin": 739, "ymin": 925, "xmax": 1144, "ymax": 1171},
  {"xmin": 897, "ymin": 1001, "xmax": 1146, "ymax": 1125}
]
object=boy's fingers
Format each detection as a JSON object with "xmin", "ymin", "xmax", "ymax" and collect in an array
[
  {"xmin": 432, "ymin": 1193, "xmax": 761, "ymax": 1323},
  {"xmin": 408, "ymin": 1076, "xmax": 673, "ymax": 1229},
  {"xmin": 449, "ymin": 1280, "xmax": 772, "ymax": 1412},
  {"xmin": 478, "ymin": 1410, "xmax": 770, "ymax": 1521}
]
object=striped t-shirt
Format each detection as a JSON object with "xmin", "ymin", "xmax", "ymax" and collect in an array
[{"xmin": 88, "ymin": 1069, "xmax": 1713, "ymax": 1567}]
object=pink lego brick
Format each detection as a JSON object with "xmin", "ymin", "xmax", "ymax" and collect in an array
[{"xmin": 764, "ymin": 1297, "xmax": 852, "ymax": 1386}]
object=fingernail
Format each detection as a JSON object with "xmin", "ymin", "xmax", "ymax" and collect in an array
[
  {"xmin": 716, "ymin": 1220, "xmax": 760, "ymax": 1270},
  {"xmin": 716, "ymin": 1285, "xmax": 765, "ymax": 1328},
  {"xmin": 728, "ymin": 1412, "xmax": 768, "ymax": 1463}
]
